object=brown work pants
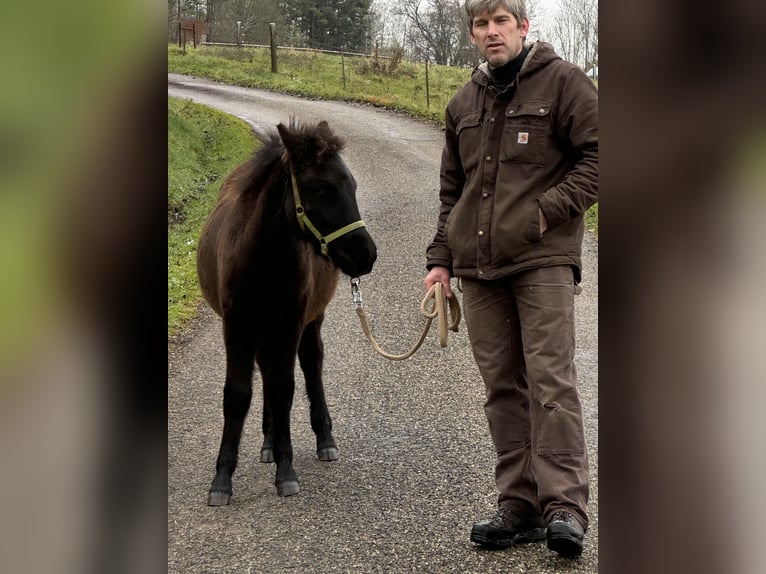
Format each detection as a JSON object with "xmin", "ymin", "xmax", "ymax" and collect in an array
[{"xmin": 462, "ymin": 265, "xmax": 589, "ymax": 529}]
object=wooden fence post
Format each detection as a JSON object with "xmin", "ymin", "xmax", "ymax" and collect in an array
[
  {"xmin": 341, "ymin": 53, "xmax": 346, "ymax": 89},
  {"xmin": 425, "ymin": 59, "xmax": 430, "ymax": 110},
  {"xmin": 269, "ymin": 23, "xmax": 278, "ymax": 73}
]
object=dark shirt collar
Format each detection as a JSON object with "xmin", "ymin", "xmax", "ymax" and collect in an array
[{"xmin": 488, "ymin": 45, "xmax": 530, "ymax": 89}]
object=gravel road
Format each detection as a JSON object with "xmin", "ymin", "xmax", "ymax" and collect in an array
[{"xmin": 168, "ymin": 73, "xmax": 598, "ymax": 574}]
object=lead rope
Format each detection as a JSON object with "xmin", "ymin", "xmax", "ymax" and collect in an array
[{"xmin": 350, "ymin": 278, "xmax": 461, "ymax": 361}]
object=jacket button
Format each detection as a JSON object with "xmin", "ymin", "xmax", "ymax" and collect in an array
[
  {"xmin": 539, "ymin": 108, "xmax": 545, "ymax": 113},
  {"xmin": 478, "ymin": 230, "xmax": 484, "ymax": 236},
  {"xmin": 482, "ymin": 192, "xmax": 489, "ymax": 198},
  {"xmin": 490, "ymin": 117, "xmax": 496, "ymax": 122},
  {"xmin": 485, "ymin": 156, "xmax": 491, "ymax": 161}
]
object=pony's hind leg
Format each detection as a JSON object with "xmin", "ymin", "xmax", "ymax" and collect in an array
[
  {"xmin": 299, "ymin": 317, "xmax": 338, "ymax": 461},
  {"xmin": 208, "ymin": 318, "xmax": 256, "ymax": 506}
]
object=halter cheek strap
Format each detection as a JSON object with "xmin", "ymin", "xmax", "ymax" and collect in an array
[{"xmin": 290, "ymin": 168, "xmax": 367, "ymax": 257}]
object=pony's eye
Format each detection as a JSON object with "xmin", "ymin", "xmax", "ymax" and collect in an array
[{"xmin": 306, "ymin": 185, "xmax": 328, "ymax": 202}]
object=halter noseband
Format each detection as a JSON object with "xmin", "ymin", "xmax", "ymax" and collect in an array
[{"xmin": 290, "ymin": 167, "xmax": 367, "ymax": 257}]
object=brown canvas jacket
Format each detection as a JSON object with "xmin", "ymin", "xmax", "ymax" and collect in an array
[{"xmin": 426, "ymin": 41, "xmax": 598, "ymax": 282}]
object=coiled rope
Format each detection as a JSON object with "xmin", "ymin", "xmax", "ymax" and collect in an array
[{"xmin": 350, "ymin": 278, "xmax": 461, "ymax": 361}]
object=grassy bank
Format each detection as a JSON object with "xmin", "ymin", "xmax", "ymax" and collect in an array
[{"xmin": 168, "ymin": 97, "xmax": 256, "ymax": 337}]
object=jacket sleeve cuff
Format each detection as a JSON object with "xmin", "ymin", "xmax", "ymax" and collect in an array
[{"xmin": 426, "ymin": 258, "xmax": 453, "ymax": 274}]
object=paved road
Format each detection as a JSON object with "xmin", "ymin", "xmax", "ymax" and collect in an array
[{"xmin": 168, "ymin": 74, "xmax": 598, "ymax": 574}]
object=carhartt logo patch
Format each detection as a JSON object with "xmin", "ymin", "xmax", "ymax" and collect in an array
[{"xmin": 517, "ymin": 132, "xmax": 529, "ymax": 144}]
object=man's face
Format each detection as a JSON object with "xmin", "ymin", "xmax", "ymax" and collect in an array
[{"xmin": 469, "ymin": 8, "xmax": 529, "ymax": 68}]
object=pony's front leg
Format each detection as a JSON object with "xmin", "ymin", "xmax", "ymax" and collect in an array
[
  {"xmin": 208, "ymin": 318, "xmax": 256, "ymax": 506},
  {"xmin": 259, "ymin": 399, "xmax": 274, "ymax": 463},
  {"xmin": 258, "ymin": 351, "xmax": 299, "ymax": 497}
]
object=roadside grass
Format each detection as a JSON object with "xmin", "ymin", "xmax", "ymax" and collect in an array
[
  {"xmin": 168, "ymin": 97, "xmax": 256, "ymax": 338},
  {"xmin": 585, "ymin": 202, "xmax": 598, "ymax": 235}
]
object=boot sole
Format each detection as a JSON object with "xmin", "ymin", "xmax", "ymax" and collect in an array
[
  {"xmin": 547, "ymin": 532, "xmax": 584, "ymax": 557},
  {"xmin": 471, "ymin": 527, "xmax": 546, "ymax": 549}
]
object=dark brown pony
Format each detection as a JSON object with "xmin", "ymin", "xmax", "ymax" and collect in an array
[{"xmin": 197, "ymin": 120, "xmax": 377, "ymax": 502}]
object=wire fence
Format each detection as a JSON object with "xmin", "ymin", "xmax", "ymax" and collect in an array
[
  {"xmin": 187, "ymin": 41, "xmax": 448, "ymax": 110},
  {"xmin": 201, "ymin": 41, "xmax": 392, "ymax": 61}
]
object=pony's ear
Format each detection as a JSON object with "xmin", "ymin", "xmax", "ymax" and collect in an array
[
  {"xmin": 277, "ymin": 123, "xmax": 307, "ymax": 163},
  {"xmin": 315, "ymin": 121, "xmax": 341, "ymax": 161}
]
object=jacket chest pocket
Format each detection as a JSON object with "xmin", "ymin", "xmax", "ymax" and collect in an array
[
  {"xmin": 456, "ymin": 112, "xmax": 483, "ymax": 173},
  {"xmin": 500, "ymin": 102, "xmax": 551, "ymax": 166}
]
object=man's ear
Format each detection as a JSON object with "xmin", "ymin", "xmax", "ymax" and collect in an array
[{"xmin": 520, "ymin": 18, "xmax": 530, "ymax": 37}]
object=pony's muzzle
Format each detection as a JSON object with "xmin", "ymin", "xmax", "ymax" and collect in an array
[{"xmin": 330, "ymin": 228, "xmax": 377, "ymax": 277}]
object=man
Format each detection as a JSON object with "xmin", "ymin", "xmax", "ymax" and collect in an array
[{"xmin": 424, "ymin": 0, "xmax": 597, "ymax": 558}]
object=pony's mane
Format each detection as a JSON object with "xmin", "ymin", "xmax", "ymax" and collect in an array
[{"xmin": 236, "ymin": 120, "xmax": 345, "ymax": 198}]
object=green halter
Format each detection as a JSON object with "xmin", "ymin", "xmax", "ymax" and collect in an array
[{"xmin": 290, "ymin": 168, "xmax": 367, "ymax": 257}]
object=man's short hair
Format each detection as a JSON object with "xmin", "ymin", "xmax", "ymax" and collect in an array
[{"xmin": 464, "ymin": 0, "xmax": 528, "ymax": 28}]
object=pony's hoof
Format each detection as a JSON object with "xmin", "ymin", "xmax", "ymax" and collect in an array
[
  {"xmin": 207, "ymin": 491, "xmax": 232, "ymax": 506},
  {"xmin": 276, "ymin": 480, "xmax": 300, "ymax": 497},
  {"xmin": 317, "ymin": 446, "xmax": 339, "ymax": 461},
  {"xmin": 260, "ymin": 448, "xmax": 274, "ymax": 463}
]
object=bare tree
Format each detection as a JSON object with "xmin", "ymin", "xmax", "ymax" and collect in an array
[
  {"xmin": 369, "ymin": 0, "xmax": 409, "ymax": 55},
  {"xmin": 396, "ymin": 0, "xmax": 465, "ymax": 65},
  {"xmin": 200, "ymin": 0, "xmax": 284, "ymax": 44},
  {"xmin": 546, "ymin": 0, "xmax": 598, "ymax": 76},
  {"xmin": 523, "ymin": 0, "xmax": 544, "ymax": 42}
]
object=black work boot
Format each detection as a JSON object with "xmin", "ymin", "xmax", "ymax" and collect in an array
[
  {"xmin": 546, "ymin": 510, "xmax": 585, "ymax": 557},
  {"xmin": 470, "ymin": 507, "xmax": 546, "ymax": 549}
]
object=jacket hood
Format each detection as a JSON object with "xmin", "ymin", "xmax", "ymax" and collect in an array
[{"xmin": 472, "ymin": 42, "xmax": 561, "ymax": 86}]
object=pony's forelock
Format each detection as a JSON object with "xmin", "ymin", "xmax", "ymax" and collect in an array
[{"xmin": 280, "ymin": 119, "xmax": 345, "ymax": 163}]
